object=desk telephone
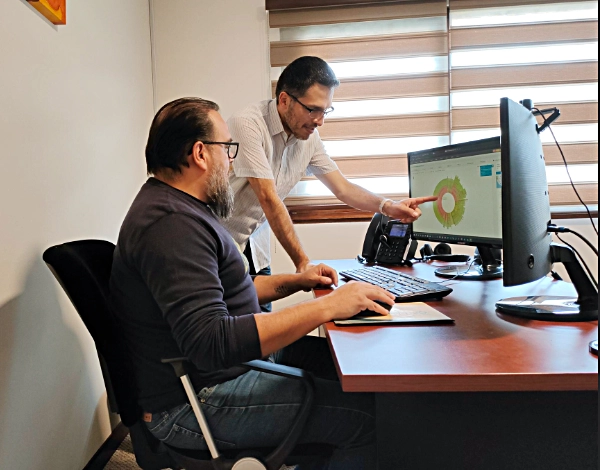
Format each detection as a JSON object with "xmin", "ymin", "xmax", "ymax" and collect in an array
[{"xmin": 362, "ymin": 213, "xmax": 412, "ymax": 265}]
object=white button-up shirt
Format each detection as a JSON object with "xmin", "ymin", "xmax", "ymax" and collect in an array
[{"xmin": 221, "ymin": 99, "xmax": 338, "ymax": 271}]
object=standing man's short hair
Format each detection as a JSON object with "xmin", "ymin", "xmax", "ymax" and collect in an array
[
  {"xmin": 275, "ymin": 56, "xmax": 340, "ymax": 103},
  {"xmin": 145, "ymin": 97, "xmax": 220, "ymax": 176}
]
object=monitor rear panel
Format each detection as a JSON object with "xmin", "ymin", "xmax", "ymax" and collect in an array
[{"xmin": 500, "ymin": 98, "xmax": 553, "ymax": 287}]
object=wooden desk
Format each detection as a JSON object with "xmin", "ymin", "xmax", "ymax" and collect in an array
[{"xmin": 313, "ymin": 259, "xmax": 598, "ymax": 470}]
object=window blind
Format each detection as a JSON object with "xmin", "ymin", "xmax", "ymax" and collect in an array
[
  {"xmin": 267, "ymin": 0, "xmax": 598, "ymax": 210},
  {"xmin": 449, "ymin": 0, "xmax": 598, "ymax": 208},
  {"xmin": 268, "ymin": 1, "xmax": 449, "ymax": 205}
]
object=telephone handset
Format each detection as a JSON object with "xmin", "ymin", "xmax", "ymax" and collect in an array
[{"xmin": 361, "ymin": 213, "xmax": 412, "ymax": 265}]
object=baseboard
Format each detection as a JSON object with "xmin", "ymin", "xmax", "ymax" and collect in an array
[{"xmin": 82, "ymin": 421, "xmax": 129, "ymax": 470}]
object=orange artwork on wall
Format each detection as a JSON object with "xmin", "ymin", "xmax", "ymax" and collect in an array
[{"xmin": 27, "ymin": 0, "xmax": 66, "ymax": 25}]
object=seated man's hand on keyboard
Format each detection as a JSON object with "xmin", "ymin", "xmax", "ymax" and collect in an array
[
  {"xmin": 296, "ymin": 263, "xmax": 339, "ymax": 291},
  {"xmin": 323, "ymin": 281, "xmax": 395, "ymax": 320}
]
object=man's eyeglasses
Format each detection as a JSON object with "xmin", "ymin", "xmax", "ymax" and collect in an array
[
  {"xmin": 202, "ymin": 141, "xmax": 239, "ymax": 159},
  {"xmin": 287, "ymin": 93, "xmax": 334, "ymax": 119}
]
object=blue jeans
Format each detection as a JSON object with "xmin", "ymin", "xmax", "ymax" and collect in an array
[{"xmin": 146, "ymin": 336, "xmax": 376, "ymax": 469}]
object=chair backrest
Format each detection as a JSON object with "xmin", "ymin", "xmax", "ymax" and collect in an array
[{"xmin": 43, "ymin": 240, "xmax": 140, "ymax": 426}]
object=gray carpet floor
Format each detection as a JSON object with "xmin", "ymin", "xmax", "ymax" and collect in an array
[{"xmin": 103, "ymin": 435, "xmax": 149, "ymax": 470}]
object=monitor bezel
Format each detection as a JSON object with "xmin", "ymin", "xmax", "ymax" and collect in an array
[{"xmin": 408, "ymin": 136, "xmax": 503, "ymax": 248}]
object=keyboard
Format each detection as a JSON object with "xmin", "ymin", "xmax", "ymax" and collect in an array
[{"xmin": 339, "ymin": 265, "xmax": 453, "ymax": 302}]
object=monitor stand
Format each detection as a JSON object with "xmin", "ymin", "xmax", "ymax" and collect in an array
[
  {"xmin": 496, "ymin": 244, "xmax": 598, "ymax": 322},
  {"xmin": 435, "ymin": 246, "xmax": 503, "ymax": 280}
]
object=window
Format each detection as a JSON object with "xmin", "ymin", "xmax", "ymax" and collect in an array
[
  {"xmin": 449, "ymin": 0, "xmax": 598, "ymax": 207},
  {"xmin": 267, "ymin": 0, "xmax": 598, "ymax": 212}
]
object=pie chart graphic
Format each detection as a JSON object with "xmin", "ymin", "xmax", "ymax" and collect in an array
[{"xmin": 433, "ymin": 177, "xmax": 467, "ymax": 228}]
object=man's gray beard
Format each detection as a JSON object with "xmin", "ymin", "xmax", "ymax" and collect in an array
[{"xmin": 206, "ymin": 168, "xmax": 234, "ymax": 220}]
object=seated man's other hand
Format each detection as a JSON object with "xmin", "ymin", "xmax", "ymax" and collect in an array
[
  {"xmin": 385, "ymin": 195, "xmax": 438, "ymax": 223},
  {"xmin": 297, "ymin": 263, "xmax": 339, "ymax": 292}
]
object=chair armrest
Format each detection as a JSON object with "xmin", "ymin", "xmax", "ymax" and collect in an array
[
  {"xmin": 162, "ymin": 357, "xmax": 316, "ymax": 470},
  {"xmin": 242, "ymin": 360, "xmax": 315, "ymax": 470},
  {"xmin": 242, "ymin": 359, "xmax": 310, "ymax": 380}
]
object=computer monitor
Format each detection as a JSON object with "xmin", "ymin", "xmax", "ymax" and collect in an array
[
  {"xmin": 496, "ymin": 97, "xmax": 598, "ymax": 321},
  {"xmin": 408, "ymin": 137, "xmax": 503, "ymax": 280}
]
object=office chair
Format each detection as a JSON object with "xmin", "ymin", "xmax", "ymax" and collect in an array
[{"xmin": 43, "ymin": 240, "xmax": 332, "ymax": 470}]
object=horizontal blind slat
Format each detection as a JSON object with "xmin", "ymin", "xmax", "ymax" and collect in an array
[
  {"xmin": 315, "ymin": 145, "xmax": 598, "ymax": 174},
  {"xmin": 284, "ymin": 183, "xmax": 598, "ymax": 206},
  {"xmin": 543, "ymin": 143, "xmax": 598, "ymax": 164},
  {"xmin": 549, "ymin": 183, "xmax": 598, "ymax": 205},
  {"xmin": 269, "ymin": 1, "xmax": 447, "ymax": 27},
  {"xmin": 450, "ymin": 0, "xmax": 587, "ymax": 10},
  {"xmin": 304, "ymin": 146, "xmax": 598, "ymax": 177},
  {"xmin": 452, "ymin": 102, "xmax": 599, "ymax": 130},
  {"xmin": 320, "ymin": 114, "xmax": 449, "ymax": 140},
  {"xmin": 451, "ymin": 62, "xmax": 598, "ymax": 89},
  {"xmin": 450, "ymin": 21, "xmax": 598, "ymax": 49},
  {"xmin": 320, "ymin": 156, "xmax": 408, "ymax": 178},
  {"xmin": 270, "ymin": 32, "xmax": 448, "ymax": 66},
  {"xmin": 273, "ymin": 73, "xmax": 449, "ymax": 99}
]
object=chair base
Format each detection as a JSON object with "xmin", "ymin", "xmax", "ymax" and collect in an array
[{"xmin": 165, "ymin": 442, "xmax": 334, "ymax": 470}]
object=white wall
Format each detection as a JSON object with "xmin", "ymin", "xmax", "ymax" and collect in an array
[
  {"xmin": 150, "ymin": 0, "xmax": 271, "ymax": 118},
  {"xmin": 0, "ymin": 1, "xmax": 154, "ymax": 468}
]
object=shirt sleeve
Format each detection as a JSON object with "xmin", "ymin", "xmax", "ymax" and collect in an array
[
  {"xmin": 306, "ymin": 130, "xmax": 339, "ymax": 177},
  {"xmin": 135, "ymin": 213, "xmax": 262, "ymax": 372},
  {"xmin": 229, "ymin": 115, "xmax": 275, "ymax": 180}
]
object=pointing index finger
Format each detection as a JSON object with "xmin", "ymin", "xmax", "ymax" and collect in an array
[{"xmin": 413, "ymin": 195, "xmax": 438, "ymax": 205}]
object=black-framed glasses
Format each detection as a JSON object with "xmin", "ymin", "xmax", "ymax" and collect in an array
[
  {"xmin": 202, "ymin": 141, "xmax": 239, "ymax": 159},
  {"xmin": 287, "ymin": 93, "xmax": 334, "ymax": 119}
]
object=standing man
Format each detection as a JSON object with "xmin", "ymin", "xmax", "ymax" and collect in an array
[
  {"xmin": 222, "ymin": 56, "xmax": 436, "ymax": 298},
  {"xmin": 110, "ymin": 97, "xmax": 394, "ymax": 469}
]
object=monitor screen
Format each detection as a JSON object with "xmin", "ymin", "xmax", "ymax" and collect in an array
[{"xmin": 408, "ymin": 137, "xmax": 502, "ymax": 247}]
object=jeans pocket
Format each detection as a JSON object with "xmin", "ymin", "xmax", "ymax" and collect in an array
[
  {"xmin": 162, "ymin": 423, "xmax": 238, "ymax": 451},
  {"xmin": 146, "ymin": 403, "xmax": 188, "ymax": 436}
]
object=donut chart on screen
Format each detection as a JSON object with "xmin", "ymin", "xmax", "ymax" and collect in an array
[{"xmin": 433, "ymin": 177, "xmax": 467, "ymax": 228}]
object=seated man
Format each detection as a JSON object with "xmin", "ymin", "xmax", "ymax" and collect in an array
[{"xmin": 109, "ymin": 97, "xmax": 394, "ymax": 469}]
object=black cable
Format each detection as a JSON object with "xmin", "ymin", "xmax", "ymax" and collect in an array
[
  {"xmin": 548, "ymin": 225, "xmax": 598, "ymax": 256},
  {"xmin": 564, "ymin": 227, "xmax": 599, "ymax": 256},
  {"xmin": 533, "ymin": 107, "xmax": 598, "ymax": 235},
  {"xmin": 556, "ymin": 233, "xmax": 598, "ymax": 288}
]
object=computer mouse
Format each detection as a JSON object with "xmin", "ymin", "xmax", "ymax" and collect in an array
[{"xmin": 354, "ymin": 300, "xmax": 393, "ymax": 318}]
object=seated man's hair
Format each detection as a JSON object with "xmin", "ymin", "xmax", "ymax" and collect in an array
[
  {"xmin": 275, "ymin": 56, "xmax": 339, "ymax": 103},
  {"xmin": 146, "ymin": 97, "xmax": 219, "ymax": 176}
]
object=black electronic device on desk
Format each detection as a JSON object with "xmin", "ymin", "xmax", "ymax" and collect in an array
[
  {"xmin": 361, "ymin": 213, "xmax": 411, "ymax": 265},
  {"xmin": 339, "ymin": 265, "xmax": 453, "ymax": 302},
  {"xmin": 495, "ymin": 97, "xmax": 598, "ymax": 322}
]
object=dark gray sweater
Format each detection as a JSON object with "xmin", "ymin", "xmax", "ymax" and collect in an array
[{"xmin": 110, "ymin": 178, "xmax": 262, "ymax": 412}]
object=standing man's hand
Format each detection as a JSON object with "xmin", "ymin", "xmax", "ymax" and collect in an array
[{"xmin": 383, "ymin": 195, "xmax": 438, "ymax": 223}]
